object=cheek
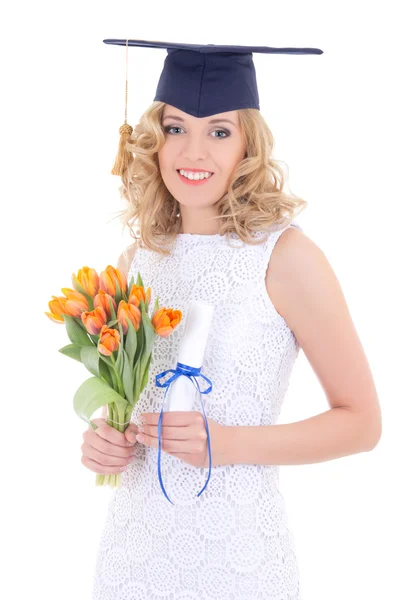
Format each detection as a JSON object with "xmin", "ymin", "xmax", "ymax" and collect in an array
[
  {"xmin": 157, "ymin": 146, "xmax": 166, "ymax": 169},
  {"xmin": 158, "ymin": 158, "xmax": 171, "ymax": 181},
  {"xmin": 224, "ymin": 147, "xmax": 246, "ymax": 175},
  {"xmin": 218, "ymin": 142, "xmax": 244, "ymax": 166},
  {"xmin": 158, "ymin": 143, "xmax": 177, "ymax": 173},
  {"xmin": 218, "ymin": 158, "xmax": 239, "ymax": 178}
]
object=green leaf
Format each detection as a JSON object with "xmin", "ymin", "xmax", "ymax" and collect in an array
[
  {"xmin": 122, "ymin": 349, "xmax": 134, "ymax": 404},
  {"xmin": 135, "ymin": 302, "xmax": 156, "ymax": 393},
  {"xmin": 125, "ymin": 319, "xmax": 137, "ymax": 368},
  {"xmin": 98, "ymin": 353, "xmax": 114, "ymax": 370},
  {"xmin": 58, "ymin": 343, "xmax": 82, "ymax": 362},
  {"xmin": 64, "ymin": 314, "xmax": 93, "ymax": 347},
  {"xmin": 140, "ymin": 352, "xmax": 152, "ymax": 394},
  {"xmin": 115, "ymin": 323, "xmax": 124, "ymax": 375},
  {"xmin": 131, "ymin": 359, "xmax": 141, "ymax": 403},
  {"xmin": 134, "ymin": 321, "xmax": 144, "ymax": 365},
  {"xmin": 127, "ymin": 273, "xmax": 134, "ymax": 297},
  {"xmin": 152, "ymin": 296, "xmax": 160, "ymax": 319},
  {"xmin": 107, "ymin": 297, "xmax": 117, "ymax": 321},
  {"xmin": 73, "ymin": 376, "xmax": 127, "ymax": 430},
  {"xmin": 115, "ymin": 278, "xmax": 122, "ymax": 306},
  {"xmin": 80, "ymin": 346, "xmax": 101, "ymax": 378},
  {"xmin": 140, "ymin": 301, "xmax": 156, "ymax": 357},
  {"xmin": 99, "ymin": 358, "xmax": 112, "ymax": 386},
  {"xmin": 137, "ymin": 271, "xmax": 144, "ymax": 288}
]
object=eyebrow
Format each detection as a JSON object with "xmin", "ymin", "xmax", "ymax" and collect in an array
[{"xmin": 162, "ymin": 115, "xmax": 237, "ymax": 127}]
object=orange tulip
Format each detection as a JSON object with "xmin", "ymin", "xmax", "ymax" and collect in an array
[
  {"xmin": 45, "ymin": 296, "xmax": 68, "ymax": 323},
  {"xmin": 152, "ymin": 307, "xmax": 183, "ymax": 337},
  {"xmin": 99, "ymin": 266, "xmax": 127, "ymax": 296},
  {"xmin": 128, "ymin": 284, "xmax": 151, "ymax": 307},
  {"xmin": 72, "ymin": 266, "xmax": 100, "ymax": 297},
  {"xmin": 98, "ymin": 325, "xmax": 120, "ymax": 356},
  {"xmin": 60, "ymin": 288, "xmax": 89, "ymax": 317},
  {"xmin": 94, "ymin": 289, "xmax": 117, "ymax": 320},
  {"xmin": 117, "ymin": 300, "xmax": 142, "ymax": 334},
  {"xmin": 81, "ymin": 306, "xmax": 108, "ymax": 335}
]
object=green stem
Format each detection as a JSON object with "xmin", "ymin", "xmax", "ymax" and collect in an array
[
  {"xmin": 110, "ymin": 353, "xmax": 124, "ymax": 397},
  {"xmin": 108, "ymin": 364, "xmax": 118, "ymax": 391},
  {"xmin": 95, "ymin": 370, "xmax": 133, "ymax": 489},
  {"xmin": 107, "ymin": 403, "xmax": 115, "ymax": 427}
]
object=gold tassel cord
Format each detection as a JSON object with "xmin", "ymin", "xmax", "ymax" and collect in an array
[
  {"xmin": 111, "ymin": 123, "xmax": 133, "ymax": 176},
  {"xmin": 111, "ymin": 40, "xmax": 133, "ymax": 176}
]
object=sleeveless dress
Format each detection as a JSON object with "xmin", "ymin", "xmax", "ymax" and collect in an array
[{"xmin": 92, "ymin": 221, "xmax": 304, "ymax": 600}]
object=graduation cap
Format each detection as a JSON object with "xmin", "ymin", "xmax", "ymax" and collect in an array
[{"xmin": 103, "ymin": 39, "xmax": 324, "ymax": 175}]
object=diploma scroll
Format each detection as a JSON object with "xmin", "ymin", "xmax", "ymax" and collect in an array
[
  {"xmin": 165, "ymin": 301, "xmax": 214, "ymax": 412},
  {"xmin": 154, "ymin": 300, "xmax": 215, "ymax": 504}
]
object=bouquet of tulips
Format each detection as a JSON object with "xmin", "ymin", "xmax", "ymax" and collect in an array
[{"xmin": 45, "ymin": 264, "xmax": 182, "ymax": 488}]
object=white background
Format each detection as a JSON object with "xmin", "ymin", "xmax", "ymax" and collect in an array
[{"xmin": 1, "ymin": 1, "xmax": 399, "ymax": 599}]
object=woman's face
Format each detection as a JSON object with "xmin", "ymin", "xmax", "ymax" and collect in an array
[{"xmin": 158, "ymin": 104, "xmax": 246, "ymax": 230}]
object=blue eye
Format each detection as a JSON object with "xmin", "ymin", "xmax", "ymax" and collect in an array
[
  {"xmin": 163, "ymin": 126, "xmax": 182, "ymax": 134},
  {"xmin": 211, "ymin": 130, "xmax": 229, "ymax": 138},
  {"xmin": 163, "ymin": 126, "xmax": 229, "ymax": 138}
]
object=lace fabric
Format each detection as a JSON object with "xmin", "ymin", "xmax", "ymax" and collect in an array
[{"xmin": 92, "ymin": 222, "xmax": 304, "ymax": 599}]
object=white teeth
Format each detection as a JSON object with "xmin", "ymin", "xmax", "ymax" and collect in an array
[{"xmin": 178, "ymin": 170, "xmax": 213, "ymax": 180}]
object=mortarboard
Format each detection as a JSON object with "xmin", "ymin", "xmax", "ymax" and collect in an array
[{"xmin": 103, "ymin": 39, "xmax": 324, "ymax": 175}]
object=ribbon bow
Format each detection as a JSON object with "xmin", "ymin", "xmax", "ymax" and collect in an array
[{"xmin": 154, "ymin": 362, "xmax": 213, "ymax": 505}]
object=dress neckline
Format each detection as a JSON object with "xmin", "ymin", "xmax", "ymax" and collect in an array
[{"xmin": 176, "ymin": 232, "xmax": 226, "ymax": 237}]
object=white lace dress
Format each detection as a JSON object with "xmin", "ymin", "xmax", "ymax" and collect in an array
[{"xmin": 92, "ymin": 221, "xmax": 304, "ymax": 600}]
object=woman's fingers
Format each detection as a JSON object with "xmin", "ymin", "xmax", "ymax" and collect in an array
[
  {"xmin": 81, "ymin": 440, "xmax": 136, "ymax": 463},
  {"xmin": 139, "ymin": 423, "xmax": 205, "ymax": 441},
  {"xmin": 92, "ymin": 418, "xmax": 138, "ymax": 448},
  {"xmin": 81, "ymin": 455, "xmax": 134, "ymax": 474},
  {"xmin": 124, "ymin": 422, "xmax": 139, "ymax": 444},
  {"xmin": 136, "ymin": 432, "xmax": 202, "ymax": 455},
  {"xmin": 82, "ymin": 432, "xmax": 136, "ymax": 458},
  {"xmin": 80, "ymin": 418, "xmax": 140, "ymax": 474}
]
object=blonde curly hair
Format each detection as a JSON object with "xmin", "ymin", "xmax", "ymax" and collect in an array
[{"xmin": 113, "ymin": 101, "xmax": 308, "ymax": 257}]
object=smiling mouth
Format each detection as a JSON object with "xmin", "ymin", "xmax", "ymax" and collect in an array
[{"xmin": 176, "ymin": 170, "xmax": 214, "ymax": 176}]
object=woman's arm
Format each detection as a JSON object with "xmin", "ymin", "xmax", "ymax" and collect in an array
[
  {"xmin": 224, "ymin": 406, "xmax": 379, "ymax": 466},
  {"xmin": 225, "ymin": 228, "xmax": 382, "ymax": 467}
]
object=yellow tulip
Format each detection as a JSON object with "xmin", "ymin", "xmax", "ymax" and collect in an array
[
  {"xmin": 60, "ymin": 288, "xmax": 89, "ymax": 317},
  {"xmin": 45, "ymin": 296, "xmax": 68, "ymax": 323},
  {"xmin": 81, "ymin": 306, "xmax": 108, "ymax": 335},
  {"xmin": 72, "ymin": 266, "xmax": 99, "ymax": 297},
  {"xmin": 152, "ymin": 307, "xmax": 182, "ymax": 337},
  {"xmin": 117, "ymin": 300, "xmax": 142, "ymax": 334},
  {"xmin": 94, "ymin": 289, "xmax": 117, "ymax": 320},
  {"xmin": 128, "ymin": 284, "xmax": 151, "ymax": 308},
  {"xmin": 99, "ymin": 266, "xmax": 127, "ymax": 296},
  {"xmin": 98, "ymin": 325, "xmax": 120, "ymax": 356}
]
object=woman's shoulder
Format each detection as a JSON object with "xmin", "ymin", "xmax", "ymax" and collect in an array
[
  {"xmin": 266, "ymin": 223, "xmax": 313, "ymax": 287},
  {"xmin": 117, "ymin": 240, "xmax": 141, "ymax": 279}
]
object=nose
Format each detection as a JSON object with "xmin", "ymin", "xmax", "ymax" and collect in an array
[{"xmin": 180, "ymin": 134, "xmax": 208, "ymax": 162}]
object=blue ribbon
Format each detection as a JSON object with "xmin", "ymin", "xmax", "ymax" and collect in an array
[{"xmin": 154, "ymin": 362, "xmax": 213, "ymax": 505}]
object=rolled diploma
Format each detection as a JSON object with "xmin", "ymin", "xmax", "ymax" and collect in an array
[{"xmin": 164, "ymin": 301, "xmax": 214, "ymax": 412}]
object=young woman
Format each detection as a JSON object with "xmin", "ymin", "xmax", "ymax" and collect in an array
[{"xmin": 81, "ymin": 41, "xmax": 382, "ymax": 600}]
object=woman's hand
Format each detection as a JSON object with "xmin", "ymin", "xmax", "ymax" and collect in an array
[
  {"xmin": 81, "ymin": 418, "xmax": 139, "ymax": 474},
  {"xmin": 131, "ymin": 411, "xmax": 230, "ymax": 468}
]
